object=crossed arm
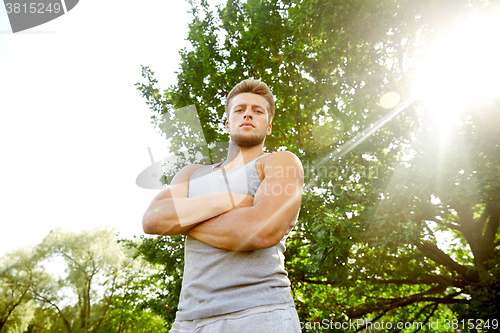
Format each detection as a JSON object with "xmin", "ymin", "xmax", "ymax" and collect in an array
[
  {"xmin": 142, "ymin": 164, "xmax": 252, "ymax": 236},
  {"xmin": 142, "ymin": 151, "xmax": 303, "ymax": 251}
]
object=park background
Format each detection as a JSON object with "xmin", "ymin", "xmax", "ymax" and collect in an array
[{"xmin": 1, "ymin": 0, "xmax": 499, "ymax": 332}]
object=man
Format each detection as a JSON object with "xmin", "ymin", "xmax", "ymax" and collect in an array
[{"xmin": 142, "ymin": 79, "xmax": 303, "ymax": 332}]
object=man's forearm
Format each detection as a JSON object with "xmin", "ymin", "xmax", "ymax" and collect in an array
[
  {"xmin": 185, "ymin": 206, "xmax": 279, "ymax": 251},
  {"xmin": 143, "ymin": 192, "xmax": 236, "ymax": 236}
]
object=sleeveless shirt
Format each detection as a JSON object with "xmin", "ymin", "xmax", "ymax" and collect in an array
[{"xmin": 175, "ymin": 153, "xmax": 294, "ymax": 321}]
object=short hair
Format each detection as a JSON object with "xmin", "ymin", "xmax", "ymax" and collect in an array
[{"xmin": 225, "ymin": 79, "xmax": 275, "ymax": 122}]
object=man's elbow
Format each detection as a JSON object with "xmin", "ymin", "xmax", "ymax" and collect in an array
[
  {"xmin": 142, "ymin": 211, "xmax": 157, "ymax": 235},
  {"xmin": 142, "ymin": 211, "xmax": 167, "ymax": 235},
  {"xmin": 250, "ymin": 229, "xmax": 284, "ymax": 250},
  {"xmin": 143, "ymin": 211, "xmax": 183, "ymax": 236}
]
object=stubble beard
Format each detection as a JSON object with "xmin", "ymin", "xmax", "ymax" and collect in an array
[{"xmin": 230, "ymin": 131, "xmax": 266, "ymax": 148}]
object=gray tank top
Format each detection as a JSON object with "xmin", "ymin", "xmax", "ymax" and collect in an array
[{"xmin": 175, "ymin": 153, "xmax": 294, "ymax": 321}]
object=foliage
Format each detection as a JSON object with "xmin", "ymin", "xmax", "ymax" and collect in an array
[
  {"xmin": 93, "ymin": 252, "xmax": 167, "ymax": 333},
  {"xmin": 28, "ymin": 227, "xmax": 130, "ymax": 333},
  {"xmin": 136, "ymin": 0, "xmax": 500, "ymax": 330},
  {"xmin": 0, "ymin": 247, "xmax": 47, "ymax": 333},
  {"xmin": 0, "ymin": 228, "xmax": 168, "ymax": 333},
  {"xmin": 121, "ymin": 235, "xmax": 184, "ymax": 331}
]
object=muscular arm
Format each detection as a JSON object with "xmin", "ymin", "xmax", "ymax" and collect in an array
[
  {"xmin": 142, "ymin": 164, "xmax": 252, "ymax": 236},
  {"xmin": 185, "ymin": 151, "xmax": 303, "ymax": 251}
]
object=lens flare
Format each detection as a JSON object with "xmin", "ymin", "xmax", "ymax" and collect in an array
[
  {"xmin": 380, "ymin": 92, "xmax": 401, "ymax": 109},
  {"xmin": 413, "ymin": 11, "xmax": 500, "ymax": 130}
]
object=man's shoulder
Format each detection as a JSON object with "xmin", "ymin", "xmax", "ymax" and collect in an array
[
  {"xmin": 260, "ymin": 151, "xmax": 302, "ymax": 166},
  {"xmin": 173, "ymin": 164, "xmax": 208, "ymax": 183},
  {"xmin": 258, "ymin": 151, "xmax": 303, "ymax": 180},
  {"xmin": 179, "ymin": 163, "xmax": 207, "ymax": 173}
]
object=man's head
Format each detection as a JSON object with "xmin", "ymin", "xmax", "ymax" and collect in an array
[
  {"xmin": 225, "ymin": 80, "xmax": 275, "ymax": 148},
  {"xmin": 225, "ymin": 79, "xmax": 275, "ymax": 123}
]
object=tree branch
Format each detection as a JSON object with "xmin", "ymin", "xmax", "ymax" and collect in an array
[
  {"xmin": 364, "ymin": 274, "xmax": 461, "ymax": 287},
  {"xmin": 478, "ymin": 201, "xmax": 494, "ymax": 231},
  {"xmin": 355, "ymin": 308, "xmax": 392, "ymax": 333},
  {"xmin": 413, "ymin": 303, "xmax": 438, "ymax": 333},
  {"xmin": 301, "ymin": 278, "xmax": 335, "ymax": 285},
  {"xmin": 0, "ymin": 286, "xmax": 29, "ymax": 329},
  {"xmin": 33, "ymin": 292, "xmax": 72, "ymax": 333},
  {"xmin": 455, "ymin": 204, "xmax": 477, "ymax": 250},
  {"xmin": 392, "ymin": 303, "xmax": 436, "ymax": 333},
  {"xmin": 273, "ymin": 123, "xmax": 289, "ymax": 141},
  {"xmin": 348, "ymin": 291, "xmax": 465, "ymax": 319},
  {"xmin": 92, "ymin": 274, "xmax": 118, "ymax": 333},
  {"xmin": 429, "ymin": 218, "xmax": 462, "ymax": 232},
  {"xmin": 481, "ymin": 201, "xmax": 500, "ymax": 265},
  {"xmin": 417, "ymin": 242, "xmax": 473, "ymax": 282},
  {"xmin": 455, "ymin": 204, "xmax": 474, "ymax": 226}
]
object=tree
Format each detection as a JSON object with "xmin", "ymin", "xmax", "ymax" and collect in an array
[
  {"xmin": 0, "ymin": 247, "xmax": 47, "ymax": 333},
  {"xmin": 136, "ymin": 0, "xmax": 499, "ymax": 330},
  {"xmin": 122, "ymin": 235, "xmax": 184, "ymax": 330},
  {"xmin": 1, "ymin": 228, "xmax": 169, "ymax": 333},
  {"xmin": 28, "ymin": 228, "xmax": 125, "ymax": 332},
  {"xmin": 21, "ymin": 227, "xmax": 168, "ymax": 333},
  {"xmin": 90, "ymin": 251, "xmax": 168, "ymax": 333}
]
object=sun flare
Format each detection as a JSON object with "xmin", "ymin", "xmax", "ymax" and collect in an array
[{"xmin": 413, "ymin": 11, "xmax": 500, "ymax": 129}]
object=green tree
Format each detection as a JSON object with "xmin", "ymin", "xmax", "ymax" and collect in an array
[
  {"xmin": 123, "ymin": 235, "xmax": 184, "ymax": 330},
  {"xmin": 95, "ymin": 238, "xmax": 168, "ymax": 333},
  {"xmin": 1, "ymin": 228, "xmax": 169, "ymax": 333},
  {"xmin": 28, "ymin": 228, "xmax": 126, "ymax": 332},
  {"xmin": 23, "ymin": 228, "xmax": 167, "ymax": 333},
  {"xmin": 0, "ymin": 247, "xmax": 48, "ymax": 333},
  {"xmin": 136, "ymin": 0, "xmax": 499, "ymax": 330}
]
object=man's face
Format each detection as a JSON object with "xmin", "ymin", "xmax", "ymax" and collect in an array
[{"xmin": 226, "ymin": 93, "xmax": 272, "ymax": 148}]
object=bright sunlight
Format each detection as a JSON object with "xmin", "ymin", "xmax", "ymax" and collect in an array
[{"xmin": 414, "ymin": 9, "xmax": 500, "ymax": 131}]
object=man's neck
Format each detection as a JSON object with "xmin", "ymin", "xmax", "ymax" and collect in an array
[{"xmin": 222, "ymin": 141, "xmax": 265, "ymax": 170}]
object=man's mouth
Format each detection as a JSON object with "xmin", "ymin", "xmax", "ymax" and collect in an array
[{"xmin": 240, "ymin": 123, "xmax": 255, "ymax": 128}]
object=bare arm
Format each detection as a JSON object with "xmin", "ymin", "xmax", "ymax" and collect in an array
[
  {"xmin": 142, "ymin": 164, "xmax": 253, "ymax": 236},
  {"xmin": 185, "ymin": 151, "xmax": 303, "ymax": 251}
]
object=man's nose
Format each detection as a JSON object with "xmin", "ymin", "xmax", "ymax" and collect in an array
[{"xmin": 243, "ymin": 108, "xmax": 253, "ymax": 118}]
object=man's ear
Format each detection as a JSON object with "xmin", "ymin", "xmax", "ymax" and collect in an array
[
  {"xmin": 225, "ymin": 120, "xmax": 230, "ymax": 133},
  {"xmin": 266, "ymin": 119, "xmax": 272, "ymax": 135},
  {"xmin": 266, "ymin": 118, "xmax": 273, "ymax": 135}
]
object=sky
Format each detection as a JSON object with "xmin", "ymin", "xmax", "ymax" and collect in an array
[
  {"xmin": 0, "ymin": 0, "xmax": 224, "ymax": 256},
  {"xmin": 1, "ymin": 1, "xmax": 499, "ymax": 260}
]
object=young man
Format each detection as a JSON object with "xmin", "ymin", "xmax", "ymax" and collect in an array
[{"xmin": 142, "ymin": 79, "xmax": 303, "ymax": 332}]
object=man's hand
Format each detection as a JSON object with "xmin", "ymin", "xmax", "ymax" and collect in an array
[{"xmin": 285, "ymin": 218, "xmax": 296, "ymax": 236}]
